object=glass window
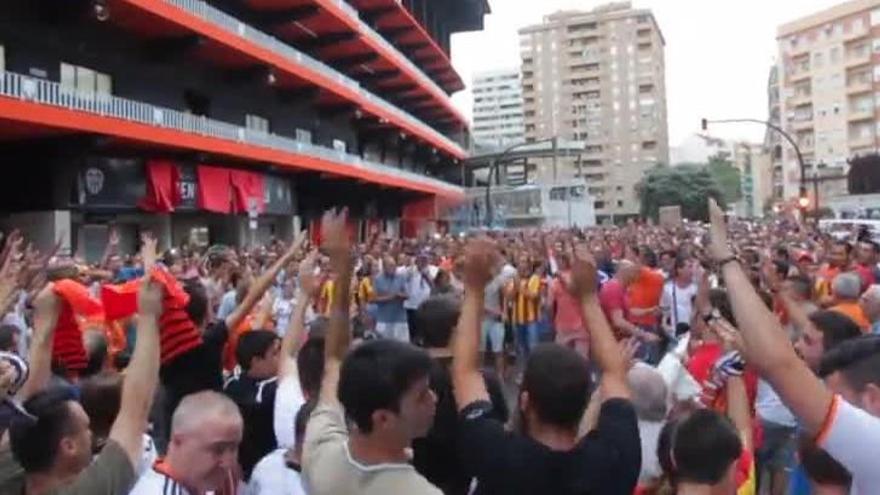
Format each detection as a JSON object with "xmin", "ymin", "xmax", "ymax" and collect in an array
[
  {"xmin": 830, "ymin": 46, "xmax": 841, "ymax": 63},
  {"xmin": 75, "ymin": 67, "xmax": 95, "ymax": 95},
  {"xmin": 0, "ymin": 45, "xmax": 4, "ymax": 73},
  {"xmin": 872, "ymin": 9, "xmax": 880, "ymax": 26},
  {"xmin": 95, "ymin": 73, "xmax": 112, "ymax": 96},
  {"xmin": 245, "ymin": 114, "xmax": 269, "ymax": 133},
  {"xmin": 60, "ymin": 63, "xmax": 76, "ymax": 90}
]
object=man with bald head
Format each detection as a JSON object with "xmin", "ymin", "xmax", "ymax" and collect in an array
[
  {"xmin": 371, "ymin": 255, "xmax": 409, "ymax": 342},
  {"xmin": 129, "ymin": 391, "xmax": 244, "ymax": 495},
  {"xmin": 627, "ymin": 364, "xmax": 668, "ymax": 485},
  {"xmin": 829, "ymin": 272, "xmax": 871, "ymax": 331},
  {"xmin": 861, "ymin": 284, "xmax": 880, "ymax": 334}
]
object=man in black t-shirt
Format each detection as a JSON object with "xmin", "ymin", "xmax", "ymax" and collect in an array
[
  {"xmin": 412, "ymin": 296, "xmax": 509, "ymax": 495},
  {"xmin": 451, "ymin": 240, "xmax": 641, "ymax": 495},
  {"xmin": 224, "ymin": 330, "xmax": 281, "ymax": 479}
]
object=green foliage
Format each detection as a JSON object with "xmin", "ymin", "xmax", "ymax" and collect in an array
[
  {"xmin": 706, "ymin": 154, "xmax": 743, "ymax": 204},
  {"xmin": 636, "ymin": 164, "xmax": 727, "ymax": 221}
]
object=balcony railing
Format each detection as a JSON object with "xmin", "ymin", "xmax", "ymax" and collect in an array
[
  {"xmin": 161, "ymin": 0, "xmax": 464, "ymax": 156},
  {"xmin": 0, "ymin": 70, "xmax": 461, "ymax": 195}
]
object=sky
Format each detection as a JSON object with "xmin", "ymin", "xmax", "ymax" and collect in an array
[{"xmin": 449, "ymin": 0, "xmax": 846, "ymax": 148}]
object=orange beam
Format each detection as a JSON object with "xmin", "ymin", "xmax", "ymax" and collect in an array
[
  {"xmin": 119, "ymin": 0, "xmax": 466, "ymax": 160},
  {"xmin": 0, "ymin": 97, "xmax": 464, "ymax": 200}
]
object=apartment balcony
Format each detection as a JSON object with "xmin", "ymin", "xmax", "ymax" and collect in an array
[
  {"xmin": 0, "ymin": 71, "xmax": 462, "ymax": 198},
  {"xmin": 849, "ymin": 134, "xmax": 875, "ymax": 149},
  {"xmin": 844, "ymin": 25, "xmax": 870, "ymax": 41},
  {"xmin": 787, "ymin": 70, "xmax": 811, "ymax": 84},
  {"xmin": 848, "ymin": 107, "xmax": 875, "ymax": 122},
  {"xmin": 787, "ymin": 93, "xmax": 812, "ymax": 107},
  {"xmin": 103, "ymin": 0, "xmax": 466, "ymax": 159},
  {"xmin": 790, "ymin": 118, "xmax": 814, "ymax": 131},
  {"xmin": 846, "ymin": 79, "xmax": 873, "ymax": 95},
  {"xmin": 845, "ymin": 50, "xmax": 872, "ymax": 68}
]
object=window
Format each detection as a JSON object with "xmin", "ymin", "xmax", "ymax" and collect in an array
[
  {"xmin": 874, "ymin": 64, "xmax": 880, "ymax": 82},
  {"xmin": 60, "ymin": 62, "xmax": 112, "ymax": 96},
  {"xmin": 873, "ymin": 8, "xmax": 880, "ymax": 26},
  {"xmin": 245, "ymin": 114, "xmax": 269, "ymax": 133},
  {"xmin": 830, "ymin": 46, "xmax": 841, "ymax": 63},
  {"xmin": 0, "ymin": 45, "xmax": 4, "ymax": 73},
  {"xmin": 617, "ymin": 200, "xmax": 624, "ymax": 207},
  {"xmin": 595, "ymin": 201, "xmax": 606, "ymax": 209}
]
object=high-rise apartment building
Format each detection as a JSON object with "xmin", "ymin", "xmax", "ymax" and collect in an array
[
  {"xmin": 518, "ymin": 1, "xmax": 669, "ymax": 220},
  {"xmin": 0, "ymin": 0, "xmax": 488, "ymax": 253},
  {"xmin": 472, "ymin": 68, "xmax": 525, "ymax": 148},
  {"xmin": 774, "ymin": 0, "xmax": 880, "ymax": 201}
]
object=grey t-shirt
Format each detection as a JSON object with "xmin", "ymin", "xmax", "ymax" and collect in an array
[
  {"xmin": 0, "ymin": 439, "xmax": 136, "ymax": 495},
  {"xmin": 484, "ymin": 265, "xmax": 516, "ymax": 317},
  {"xmin": 303, "ymin": 403, "xmax": 442, "ymax": 495}
]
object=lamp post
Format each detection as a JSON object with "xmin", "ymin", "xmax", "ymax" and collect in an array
[
  {"xmin": 484, "ymin": 137, "xmax": 558, "ymax": 227},
  {"xmin": 701, "ymin": 118, "xmax": 808, "ymax": 205}
]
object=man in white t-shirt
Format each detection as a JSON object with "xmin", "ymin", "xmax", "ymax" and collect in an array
[
  {"xmin": 249, "ymin": 402, "xmax": 314, "ymax": 495},
  {"xmin": 659, "ymin": 257, "xmax": 697, "ymax": 337},
  {"xmin": 404, "ymin": 254, "xmax": 437, "ymax": 345}
]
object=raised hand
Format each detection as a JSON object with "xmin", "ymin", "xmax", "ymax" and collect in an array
[
  {"xmin": 461, "ymin": 238, "xmax": 498, "ymax": 289},
  {"xmin": 569, "ymin": 244, "xmax": 599, "ymax": 299},
  {"xmin": 141, "ymin": 233, "xmax": 158, "ymax": 272},
  {"xmin": 298, "ymin": 250, "xmax": 320, "ymax": 298},
  {"xmin": 708, "ymin": 198, "xmax": 733, "ymax": 262},
  {"xmin": 281, "ymin": 230, "xmax": 308, "ymax": 264},
  {"xmin": 321, "ymin": 208, "xmax": 351, "ymax": 270},
  {"xmin": 137, "ymin": 273, "xmax": 163, "ymax": 318}
]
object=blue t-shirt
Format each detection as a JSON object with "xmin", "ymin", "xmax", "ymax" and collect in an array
[{"xmin": 373, "ymin": 273, "xmax": 407, "ymax": 323}]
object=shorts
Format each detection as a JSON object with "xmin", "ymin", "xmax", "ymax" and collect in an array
[
  {"xmin": 375, "ymin": 322, "xmax": 410, "ymax": 343},
  {"xmin": 757, "ymin": 420, "xmax": 797, "ymax": 471},
  {"xmin": 481, "ymin": 319, "xmax": 505, "ymax": 353}
]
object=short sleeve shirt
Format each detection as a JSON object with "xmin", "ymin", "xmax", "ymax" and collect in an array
[
  {"xmin": 599, "ymin": 279, "xmax": 628, "ymax": 328},
  {"xmin": 457, "ymin": 398, "xmax": 641, "ymax": 495},
  {"xmin": 302, "ymin": 403, "xmax": 442, "ymax": 495},
  {"xmin": 372, "ymin": 274, "xmax": 407, "ymax": 323},
  {"xmin": 819, "ymin": 395, "xmax": 880, "ymax": 494},
  {"xmin": 0, "ymin": 439, "xmax": 136, "ymax": 495}
]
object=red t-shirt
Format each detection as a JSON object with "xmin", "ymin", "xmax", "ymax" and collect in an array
[
  {"xmin": 628, "ymin": 267, "xmax": 664, "ymax": 326},
  {"xmin": 599, "ymin": 278, "xmax": 628, "ymax": 335}
]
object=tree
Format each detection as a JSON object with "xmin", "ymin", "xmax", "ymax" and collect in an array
[
  {"xmin": 637, "ymin": 164, "xmax": 726, "ymax": 222},
  {"xmin": 706, "ymin": 154, "xmax": 742, "ymax": 204}
]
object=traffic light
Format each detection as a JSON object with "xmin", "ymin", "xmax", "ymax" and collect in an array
[
  {"xmin": 798, "ymin": 186, "xmax": 810, "ymax": 210},
  {"xmin": 701, "ymin": 118, "xmax": 708, "ymax": 131},
  {"xmin": 797, "ymin": 195, "xmax": 810, "ymax": 209}
]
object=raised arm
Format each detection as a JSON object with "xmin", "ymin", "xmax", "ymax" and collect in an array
[
  {"xmin": 451, "ymin": 239, "xmax": 497, "ymax": 411},
  {"xmin": 225, "ymin": 233, "xmax": 305, "ymax": 331},
  {"xmin": 318, "ymin": 210, "xmax": 353, "ymax": 406},
  {"xmin": 726, "ymin": 376, "xmax": 753, "ymax": 452},
  {"xmin": 108, "ymin": 237, "xmax": 162, "ymax": 467},
  {"xmin": 278, "ymin": 250, "xmax": 319, "ymax": 380},
  {"xmin": 18, "ymin": 284, "xmax": 60, "ymax": 400},
  {"xmin": 707, "ymin": 198, "xmax": 832, "ymax": 435},
  {"xmin": 572, "ymin": 245, "xmax": 630, "ymax": 400}
]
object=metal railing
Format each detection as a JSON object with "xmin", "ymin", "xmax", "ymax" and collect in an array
[
  {"xmin": 0, "ymin": 71, "xmax": 462, "ymax": 195},
  {"xmin": 161, "ymin": 0, "xmax": 464, "ymax": 156}
]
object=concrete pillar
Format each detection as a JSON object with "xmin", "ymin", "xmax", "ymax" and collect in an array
[{"xmin": 0, "ymin": 210, "xmax": 72, "ymax": 256}]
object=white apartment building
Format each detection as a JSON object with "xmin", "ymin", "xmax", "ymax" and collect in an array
[{"xmin": 471, "ymin": 67, "xmax": 525, "ymax": 148}]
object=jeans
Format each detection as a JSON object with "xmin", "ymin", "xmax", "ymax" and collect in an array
[{"xmin": 516, "ymin": 322, "xmax": 540, "ymax": 360}]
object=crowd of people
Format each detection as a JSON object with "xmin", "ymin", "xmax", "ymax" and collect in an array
[{"xmin": 0, "ymin": 199, "xmax": 877, "ymax": 494}]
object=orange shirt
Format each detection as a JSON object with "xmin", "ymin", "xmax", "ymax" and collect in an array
[
  {"xmin": 831, "ymin": 302, "xmax": 871, "ymax": 332},
  {"xmin": 628, "ymin": 267, "xmax": 664, "ymax": 326}
]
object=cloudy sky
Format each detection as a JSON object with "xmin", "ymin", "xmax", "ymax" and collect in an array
[{"xmin": 449, "ymin": 0, "xmax": 845, "ymax": 147}]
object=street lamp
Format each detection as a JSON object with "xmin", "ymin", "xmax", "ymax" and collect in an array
[
  {"xmin": 484, "ymin": 137, "xmax": 559, "ymax": 227},
  {"xmin": 701, "ymin": 118, "xmax": 808, "ymax": 204}
]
